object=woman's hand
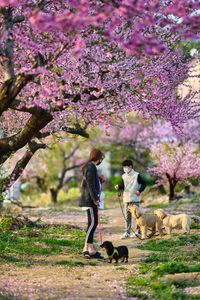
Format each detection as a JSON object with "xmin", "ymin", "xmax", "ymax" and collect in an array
[
  {"xmin": 136, "ymin": 191, "xmax": 140, "ymax": 196},
  {"xmin": 115, "ymin": 185, "xmax": 119, "ymax": 190},
  {"xmin": 94, "ymin": 200, "xmax": 100, "ymax": 206}
]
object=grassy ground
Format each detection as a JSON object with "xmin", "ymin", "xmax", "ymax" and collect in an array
[
  {"xmin": 127, "ymin": 234, "xmax": 200, "ymax": 299},
  {"xmin": 0, "ymin": 217, "xmax": 88, "ymax": 268}
]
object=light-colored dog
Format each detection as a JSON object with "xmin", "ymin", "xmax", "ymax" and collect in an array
[
  {"xmin": 128, "ymin": 205, "xmax": 164, "ymax": 239},
  {"xmin": 154, "ymin": 209, "xmax": 199, "ymax": 235}
]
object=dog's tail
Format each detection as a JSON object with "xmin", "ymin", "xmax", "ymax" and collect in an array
[{"xmin": 191, "ymin": 215, "xmax": 200, "ymax": 223}]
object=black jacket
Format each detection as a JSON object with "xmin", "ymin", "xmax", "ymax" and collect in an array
[{"xmin": 79, "ymin": 162, "xmax": 100, "ymax": 207}]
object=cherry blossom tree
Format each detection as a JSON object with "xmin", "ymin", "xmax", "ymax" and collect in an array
[
  {"xmin": 0, "ymin": 0, "xmax": 199, "ymax": 198},
  {"xmin": 149, "ymin": 143, "xmax": 200, "ymax": 201},
  {"xmin": 30, "ymin": 0, "xmax": 200, "ymax": 56}
]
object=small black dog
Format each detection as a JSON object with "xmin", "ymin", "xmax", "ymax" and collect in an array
[{"xmin": 100, "ymin": 241, "xmax": 128, "ymax": 263}]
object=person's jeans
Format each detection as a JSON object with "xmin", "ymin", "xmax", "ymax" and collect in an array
[{"xmin": 124, "ymin": 202, "xmax": 140, "ymax": 234}]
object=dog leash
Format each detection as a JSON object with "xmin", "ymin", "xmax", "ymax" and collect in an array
[{"xmin": 117, "ymin": 192, "xmax": 155, "ymax": 240}]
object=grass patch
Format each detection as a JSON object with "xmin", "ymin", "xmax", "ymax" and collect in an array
[
  {"xmin": 0, "ymin": 223, "xmax": 85, "ymax": 265},
  {"xmin": 189, "ymin": 195, "xmax": 200, "ymax": 204},
  {"xmin": 55, "ymin": 260, "xmax": 97, "ymax": 267},
  {"xmin": 153, "ymin": 261, "xmax": 200, "ymax": 277},
  {"xmin": 190, "ymin": 222, "xmax": 200, "ymax": 229},
  {"xmin": 115, "ymin": 266, "xmax": 127, "ymax": 271},
  {"xmin": 127, "ymin": 274, "xmax": 200, "ymax": 300},
  {"xmin": 144, "ymin": 248, "xmax": 200, "ymax": 264},
  {"xmin": 127, "ymin": 232, "xmax": 200, "ymax": 299},
  {"xmin": 138, "ymin": 235, "xmax": 200, "ymax": 252},
  {"xmin": 147, "ymin": 203, "xmax": 170, "ymax": 209},
  {"xmin": 55, "ymin": 260, "xmax": 84, "ymax": 267}
]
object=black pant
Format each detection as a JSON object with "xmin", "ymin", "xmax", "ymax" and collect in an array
[{"xmin": 85, "ymin": 206, "xmax": 98, "ymax": 243}]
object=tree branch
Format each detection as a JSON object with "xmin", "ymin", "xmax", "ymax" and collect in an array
[
  {"xmin": 13, "ymin": 15, "xmax": 25, "ymax": 24},
  {"xmin": 35, "ymin": 124, "xmax": 89, "ymax": 139},
  {"xmin": 0, "ymin": 113, "xmax": 52, "ymax": 160},
  {"xmin": 0, "ymin": 74, "xmax": 35, "ymax": 116},
  {"xmin": 3, "ymin": 141, "xmax": 47, "ymax": 192},
  {"xmin": 64, "ymin": 146, "xmax": 80, "ymax": 161}
]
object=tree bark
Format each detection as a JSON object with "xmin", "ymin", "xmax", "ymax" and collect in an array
[
  {"xmin": 0, "ymin": 113, "xmax": 52, "ymax": 164},
  {"xmin": 50, "ymin": 188, "xmax": 58, "ymax": 204},
  {"xmin": 166, "ymin": 173, "xmax": 177, "ymax": 201},
  {"xmin": 169, "ymin": 181, "xmax": 176, "ymax": 201}
]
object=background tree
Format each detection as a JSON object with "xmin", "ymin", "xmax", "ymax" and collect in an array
[
  {"xmin": 21, "ymin": 135, "xmax": 87, "ymax": 204},
  {"xmin": 149, "ymin": 143, "xmax": 200, "ymax": 201}
]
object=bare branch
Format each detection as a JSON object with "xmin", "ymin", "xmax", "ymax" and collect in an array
[{"xmin": 64, "ymin": 145, "xmax": 80, "ymax": 161}]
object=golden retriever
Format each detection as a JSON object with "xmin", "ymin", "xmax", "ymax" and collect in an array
[
  {"xmin": 128, "ymin": 205, "xmax": 164, "ymax": 239},
  {"xmin": 154, "ymin": 209, "xmax": 193, "ymax": 235}
]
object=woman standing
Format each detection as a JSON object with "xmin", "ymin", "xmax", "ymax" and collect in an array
[{"xmin": 79, "ymin": 149, "xmax": 105, "ymax": 258}]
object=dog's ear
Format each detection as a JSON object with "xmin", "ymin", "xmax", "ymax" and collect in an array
[
  {"xmin": 161, "ymin": 210, "xmax": 167, "ymax": 218},
  {"xmin": 134, "ymin": 206, "xmax": 142, "ymax": 218},
  {"xmin": 155, "ymin": 209, "xmax": 166, "ymax": 219}
]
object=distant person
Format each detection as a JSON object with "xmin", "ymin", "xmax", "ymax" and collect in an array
[
  {"xmin": 79, "ymin": 149, "xmax": 105, "ymax": 258},
  {"xmin": 115, "ymin": 159, "xmax": 146, "ymax": 239},
  {"xmin": 99, "ymin": 174, "xmax": 106, "ymax": 210}
]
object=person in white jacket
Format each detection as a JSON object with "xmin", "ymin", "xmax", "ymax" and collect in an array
[{"xmin": 115, "ymin": 159, "xmax": 146, "ymax": 239}]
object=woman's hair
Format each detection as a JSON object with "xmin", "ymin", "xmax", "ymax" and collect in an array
[{"xmin": 81, "ymin": 149, "xmax": 104, "ymax": 172}]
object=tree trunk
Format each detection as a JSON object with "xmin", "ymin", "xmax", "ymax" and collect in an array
[
  {"xmin": 166, "ymin": 173, "xmax": 177, "ymax": 202},
  {"xmin": 35, "ymin": 176, "xmax": 47, "ymax": 192},
  {"xmin": 169, "ymin": 181, "xmax": 175, "ymax": 201},
  {"xmin": 50, "ymin": 188, "xmax": 58, "ymax": 204}
]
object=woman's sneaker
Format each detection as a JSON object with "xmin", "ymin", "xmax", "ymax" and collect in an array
[{"xmin": 120, "ymin": 232, "xmax": 130, "ymax": 239}]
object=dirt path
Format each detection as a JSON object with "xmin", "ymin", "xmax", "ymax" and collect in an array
[{"xmin": 0, "ymin": 207, "xmax": 151, "ymax": 300}]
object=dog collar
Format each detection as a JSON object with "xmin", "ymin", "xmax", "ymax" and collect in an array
[{"xmin": 108, "ymin": 249, "xmax": 119, "ymax": 259}]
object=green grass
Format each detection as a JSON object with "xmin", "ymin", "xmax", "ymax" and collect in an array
[
  {"xmin": 153, "ymin": 262, "xmax": 200, "ymax": 277},
  {"xmin": 144, "ymin": 248, "xmax": 200, "ymax": 264},
  {"xmin": 138, "ymin": 261, "xmax": 199, "ymax": 277},
  {"xmin": 0, "ymin": 222, "xmax": 85, "ymax": 266},
  {"xmin": 190, "ymin": 222, "xmax": 200, "ymax": 229},
  {"xmin": 138, "ymin": 235, "xmax": 200, "ymax": 252},
  {"xmin": 55, "ymin": 260, "xmax": 97, "ymax": 266},
  {"xmin": 127, "ymin": 233, "xmax": 200, "ymax": 299},
  {"xmin": 147, "ymin": 203, "xmax": 170, "ymax": 209},
  {"xmin": 55, "ymin": 260, "xmax": 84, "ymax": 267},
  {"xmin": 0, "ymin": 217, "xmax": 13, "ymax": 230},
  {"xmin": 189, "ymin": 195, "xmax": 200, "ymax": 204}
]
